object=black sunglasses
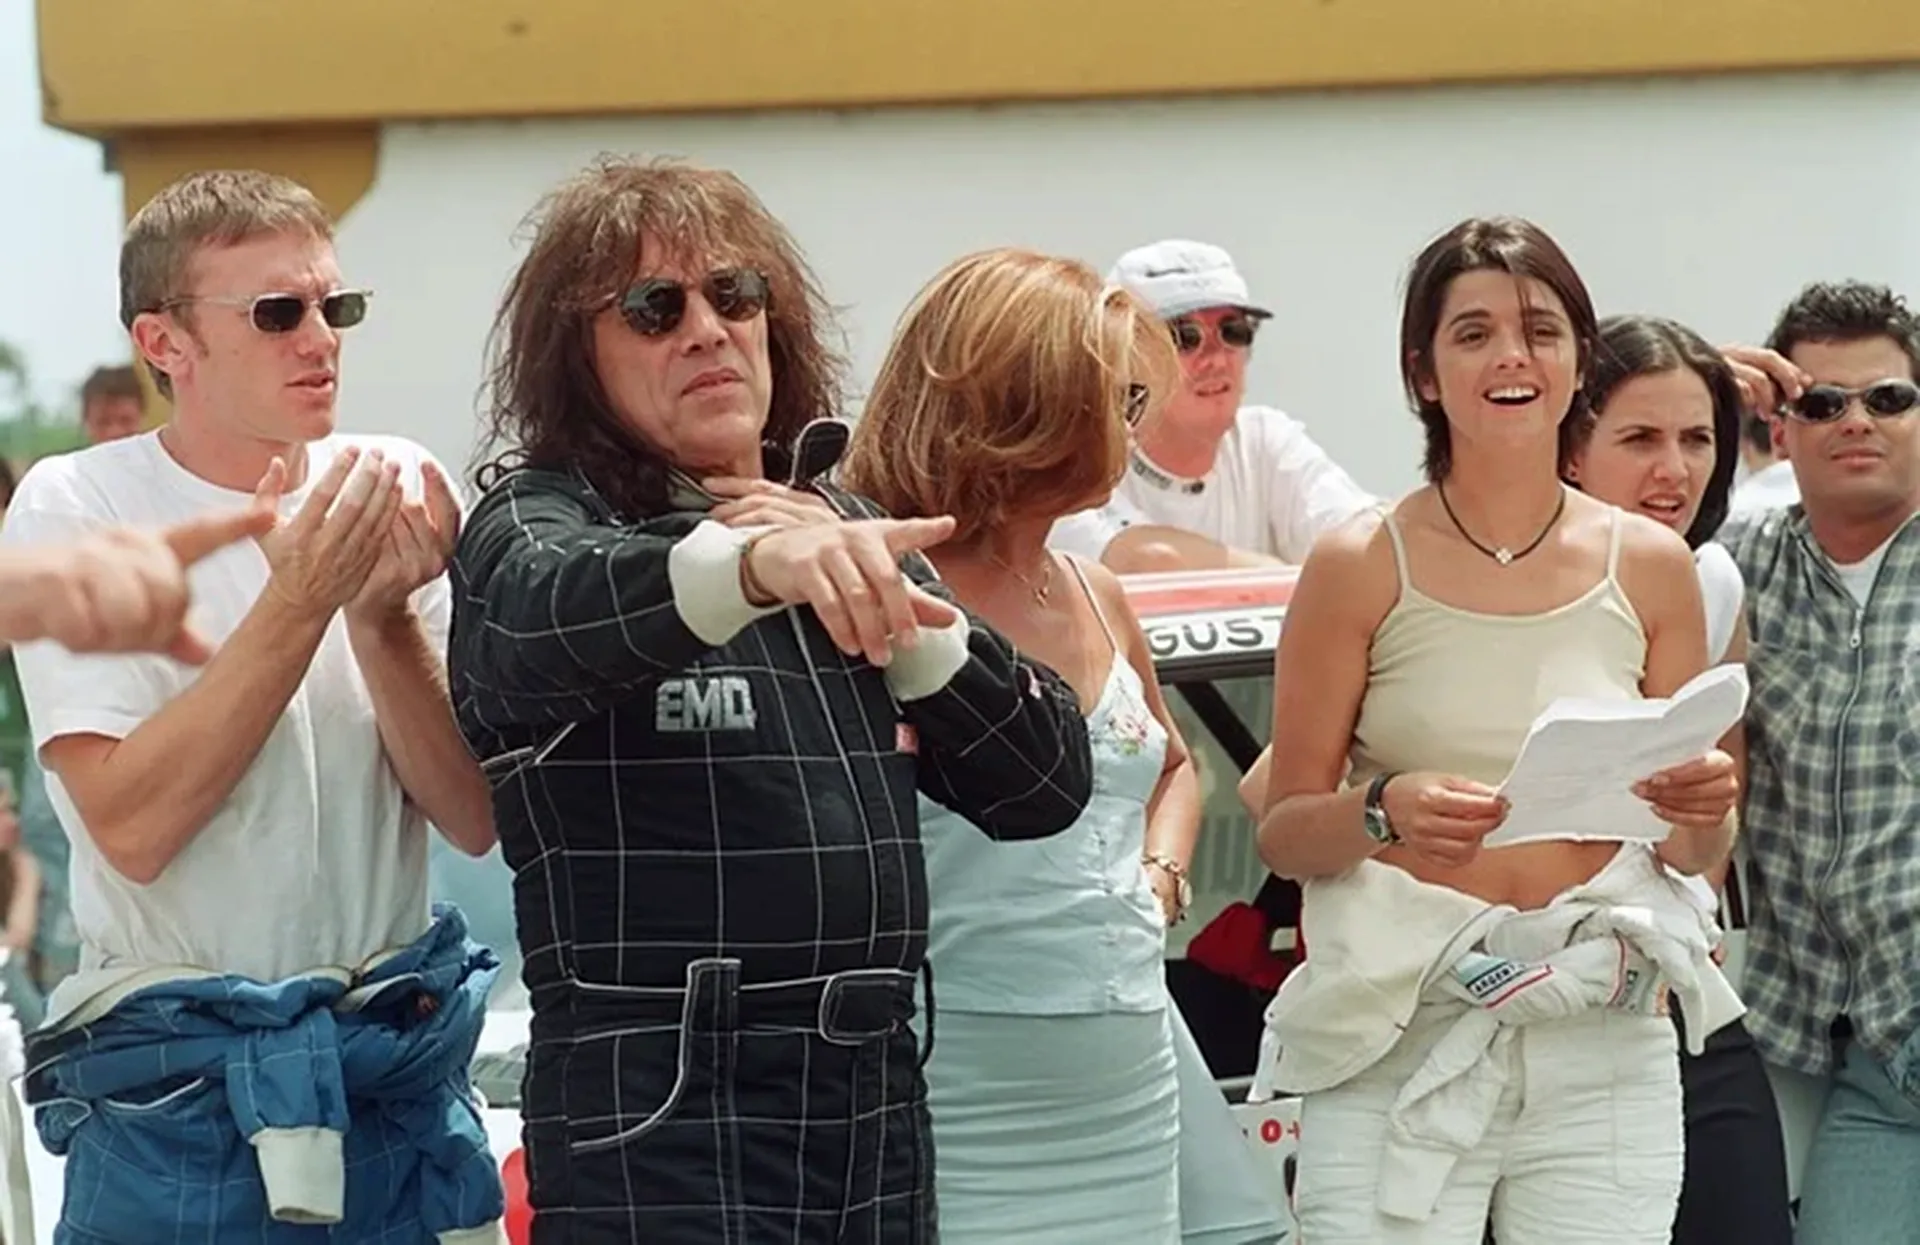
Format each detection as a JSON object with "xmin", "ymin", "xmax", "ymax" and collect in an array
[
  {"xmin": 161, "ymin": 289, "xmax": 371, "ymax": 334},
  {"xmin": 1123, "ymin": 383, "xmax": 1150, "ymax": 426},
  {"xmin": 1786, "ymin": 379, "xmax": 1920, "ymax": 423},
  {"xmin": 1169, "ymin": 313, "xmax": 1259, "ymax": 354},
  {"xmin": 620, "ymin": 268, "xmax": 771, "ymax": 336}
]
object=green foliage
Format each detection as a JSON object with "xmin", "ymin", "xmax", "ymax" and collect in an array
[{"xmin": 0, "ymin": 339, "xmax": 87, "ymax": 464}]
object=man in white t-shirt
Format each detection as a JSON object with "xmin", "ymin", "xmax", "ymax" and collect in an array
[
  {"xmin": 0, "ymin": 171, "xmax": 503, "ymax": 1239},
  {"xmin": 1048, "ymin": 239, "xmax": 1375, "ymax": 570},
  {"xmin": 1730, "ymin": 407, "xmax": 1801, "ymax": 515}
]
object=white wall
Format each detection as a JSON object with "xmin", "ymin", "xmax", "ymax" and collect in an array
[{"xmin": 338, "ymin": 68, "xmax": 1920, "ymax": 497}]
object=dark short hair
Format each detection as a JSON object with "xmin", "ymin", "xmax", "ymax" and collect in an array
[
  {"xmin": 1764, "ymin": 280, "xmax": 1920, "ymax": 380},
  {"xmin": 1399, "ymin": 216, "xmax": 1600, "ymax": 483},
  {"xmin": 1741, "ymin": 408, "xmax": 1774, "ymax": 456},
  {"xmin": 1567, "ymin": 314, "xmax": 1743, "ymax": 549},
  {"xmin": 78, "ymin": 364, "xmax": 143, "ymax": 410}
]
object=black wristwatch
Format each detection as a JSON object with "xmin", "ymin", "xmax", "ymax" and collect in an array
[{"xmin": 1362, "ymin": 771, "xmax": 1402, "ymax": 846}]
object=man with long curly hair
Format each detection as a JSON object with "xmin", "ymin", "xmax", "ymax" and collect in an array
[{"xmin": 449, "ymin": 156, "xmax": 1095, "ymax": 1244}]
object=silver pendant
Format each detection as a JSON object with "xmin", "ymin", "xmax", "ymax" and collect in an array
[{"xmin": 1494, "ymin": 547, "xmax": 1514, "ymax": 566}]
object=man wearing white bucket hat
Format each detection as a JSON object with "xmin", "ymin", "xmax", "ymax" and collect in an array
[{"xmin": 1049, "ymin": 239, "xmax": 1375, "ymax": 570}]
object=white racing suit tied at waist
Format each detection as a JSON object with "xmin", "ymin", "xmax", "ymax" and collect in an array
[{"xmin": 1249, "ymin": 844, "xmax": 1744, "ymax": 1223}]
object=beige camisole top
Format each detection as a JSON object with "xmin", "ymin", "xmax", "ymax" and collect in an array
[{"xmin": 1348, "ymin": 505, "xmax": 1648, "ymax": 792}]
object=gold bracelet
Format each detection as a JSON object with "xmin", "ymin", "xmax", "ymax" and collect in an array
[
  {"xmin": 1142, "ymin": 852, "xmax": 1186, "ymax": 878},
  {"xmin": 738, "ymin": 531, "xmax": 780, "ymax": 608},
  {"xmin": 1142, "ymin": 853, "xmax": 1192, "ymax": 923}
]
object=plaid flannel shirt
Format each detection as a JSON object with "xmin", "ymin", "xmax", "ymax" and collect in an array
[
  {"xmin": 447, "ymin": 467, "xmax": 1094, "ymax": 999},
  {"xmin": 1718, "ymin": 506, "xmax": 1920, "ymax": 1077}
]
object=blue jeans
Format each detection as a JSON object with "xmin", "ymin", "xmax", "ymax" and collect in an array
[{"xmin": 1792, "ymin": 1038, "xmax": 1920, "ymax": 1245}]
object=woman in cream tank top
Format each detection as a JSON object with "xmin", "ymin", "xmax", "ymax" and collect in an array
[{"xmin": 1251, "ymin": 218, "xmax": 1741, "ymax": 1245}]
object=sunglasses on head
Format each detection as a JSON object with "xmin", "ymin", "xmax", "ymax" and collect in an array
[
  {"xmin": 619, "ymin": 268, "xmax": 771, "ymax": 337},
  {"xmin": 162, "ymin": 290, "xmax": 371, "ymax": 334},
  {"xmin": 1785, "ymin": 378, "xmax": 1920, "ymax": 423},
  {"xmin": 1169, "ymin": 313, "xmax": 1259, "ymax": 354}
]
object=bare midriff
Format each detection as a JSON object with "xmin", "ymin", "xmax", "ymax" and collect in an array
[{"xmin": 1378, "ymin": 839, "xmax": 1623, "ymax": 911}]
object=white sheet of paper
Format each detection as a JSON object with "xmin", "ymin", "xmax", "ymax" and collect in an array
[{"xmin": 1483, "ymin": 664, "xmax": 1749, "ymax": 848}]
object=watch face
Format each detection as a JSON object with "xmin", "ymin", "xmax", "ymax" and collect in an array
[{"xmin": 1363, "ymin": 805, "xmax": 1391, "ymax": 844}]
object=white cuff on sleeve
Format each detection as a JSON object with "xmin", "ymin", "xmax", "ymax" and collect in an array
[
  {"xmin": 883, "ymin": 612, "xmax": 971, "ymax": 702},
  {"xmin": 253, "ymin": 1125, "xmax": 345, "ymax": 1224},
  {"xmin": 668, "ymin": 521, "xmax": 784, "ymax": 645}
]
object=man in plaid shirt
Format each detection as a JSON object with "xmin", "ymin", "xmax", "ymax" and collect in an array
[
  {"xmin": 448, "ymin": 157, "xmax": 1095, "ymax": 1244},
  {"xmin": 1717, "ymin": 280, "xmax": 1920, "ymax": 1243}
]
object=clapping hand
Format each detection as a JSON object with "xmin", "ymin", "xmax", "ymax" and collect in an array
[
  {"xmin": 253, "ymin": 447, "xmax": 404, "ymax": 617},
  {"xmin": 350, "ymin": 458, "xmax": 463, "ymax": 623}
]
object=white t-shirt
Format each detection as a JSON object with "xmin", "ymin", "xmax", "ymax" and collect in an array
[
  {"xmin": 0, "ymin": 431, "xmax": 454, "ymax": 983},
  {"xmin": 1695, "ymin": 542, "xmax": 1745, "ymax": 666},
  {"xmin": 1728, "ymin": 459, "xmax": 1799, "ymax": 517},
  {"xmin": 1047, "ymin": 405, "xmax": 1374, "ymax": 563},
  {"xmin": 1832, "ymin": 534, "xmax": 1895, "ymax": 607},
  {"xmin": 1678, "ymin": 542, "xmax": 1747, "ymax": 915}
]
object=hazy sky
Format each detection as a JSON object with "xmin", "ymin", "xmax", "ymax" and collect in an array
[{"xmin": 0, "ymin": 0, "xmax": 127, "ymax": 412}]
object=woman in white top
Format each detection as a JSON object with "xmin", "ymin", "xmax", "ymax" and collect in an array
[
  {"xmin": 1255, "ymin": 218, "xmax": 1742, "ymax": 1244},
  {"xmin": 1560, "ymin": 313, "xmax": 1792, "ymax": 1245},
  {"xmin": 842, "ymin": 249, "xmax": 1287, "ymax": 1245}
]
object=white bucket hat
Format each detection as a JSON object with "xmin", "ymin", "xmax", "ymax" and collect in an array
[{"xmin": 1106, "ymin": 239, "xmax": 1272, "ymax": 321}]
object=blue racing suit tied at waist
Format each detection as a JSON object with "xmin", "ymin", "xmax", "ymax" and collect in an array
[{"xmin": 23, "ymin": 903, "xmax": 507, "ymax": 1245}]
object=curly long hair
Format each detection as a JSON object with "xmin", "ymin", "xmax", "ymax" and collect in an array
[{"xmin": 475, "ymin": 155, "xmax": 845, "ymax": 516}]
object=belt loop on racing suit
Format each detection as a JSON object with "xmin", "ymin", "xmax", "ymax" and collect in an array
[{"xmin": 916, "ymin": 961, "xmax": 936, "ymax": 1070}]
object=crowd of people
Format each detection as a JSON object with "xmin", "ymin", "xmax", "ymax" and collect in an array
[{"xmin": 0, "ymin": 152, "xmax": 1909, "ymax": 1245}]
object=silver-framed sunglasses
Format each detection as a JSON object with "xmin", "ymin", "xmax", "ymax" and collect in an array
[
  {"xmin": 1782, "ymin": 378, "xmax": 1920, "ymax": 423},
  {"xmin": 158, "ymin": 289, "xmax": 372, "ymax": 334}
]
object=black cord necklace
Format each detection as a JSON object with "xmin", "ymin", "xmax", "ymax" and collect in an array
[{"xmin": 1436, "ymin": 482, "xmax": 1566, "ymax": 566}]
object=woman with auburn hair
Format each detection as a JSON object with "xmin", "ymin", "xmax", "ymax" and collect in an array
[
  {"xmin": 1251, "ymin": 218, "xmax": 1743, "ymax": 1244},
  {"xmin": 449, "ymin": 160, "xmax": 1096, "ymax": 1243},
  {"xmin": 1562, "ymin": 313, "xmax": 1792, "ymax": 1245},
  {"xmin": 843, "ymin": 248, "xmax": 1286, "ymax": 1245}
]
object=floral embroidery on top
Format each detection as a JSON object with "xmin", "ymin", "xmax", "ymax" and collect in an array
[{"xmin": 1104, "ymin": 699, "xmax": 1155, "ymax": 756}]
